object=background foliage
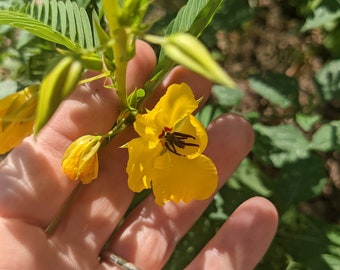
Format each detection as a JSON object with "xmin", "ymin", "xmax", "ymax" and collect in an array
[{"xmin": 1, "ymin": 0, "xmax": 340, "ymax": 269}]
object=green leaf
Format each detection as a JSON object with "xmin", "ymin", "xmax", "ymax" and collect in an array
[
  {"xmin": 311, "ymin": 120, "xmax": 340, "ymax": 152},
  {"xmin": 273, "ymin": 208, "xmax": 340, "ymax": 269},
  {"xmin": 301, "ymin": 0, "xmax": 340, "ymax": 31},
  {"xmin": 80, "ymin": 7, "xmax": 93, "ymax": 48},
  {"xmin": 42, "ymin": 0, "xmax": 49, "ymax": 25},
  {"xmin": 253, "ymin": 124, "xmax": 310, "ymax": 167},
  {"xmin": 91, "ymin": 10, "xmax": 102, "ymax": 48},
  {"xmin": 323, "ymin": 28, "xmax": 340, "ymax": 58},
  {"xmin": 72, "ymin": 1, "xmax": 85, "ymax": 48},
  {"xmin": 274, "ymin": 154, "xmax": 328, "ymax": 211},
  {"xmin": 159, "ymin": 0, "xmax": 222, "ymax": 61},
  {"xmin": 75, "ymin": 0, "xmax": 92, "ymax": 9},
  {"xmin": 58, "ymin": 1, "xmax": 67, "ymax": 36},
  {"xmin": 120, "ymin": 0, "xmax": 150, "ymax": 28},
  {"xmin": 212, "ymin": 0, "xmax": 256, "ymax": 31},
  {"xmin": 15, "ymin": 30, "xmax": 35, "ymax": 49},
  {"xmin": 66, "ymin": 0, "xmax": 76, "ymax": 41},
  {"xmin": 295, "ymin": 113, "xmax": 322, "ymax": 132},
  {"xmin": 0, "ymin": 10, "xmax": 79, "ymax": 51},
  {"xmin": 0, "ymin": 0, "xmax": 98, "ymax": 50},
  {"xmin": 127, "ymin": 88, "xmax": 145, "ymax": 111},
  {"xmin": 249, "ymin": 73, "xmax": 300, "ymax": 108},
  {"xmin": 212, "ymin": 84, "xmax": 243, "ymax": 109},
  {"xmin": 165, "ymin": 0, "xmax": 223, "ymax": 37},
  {"xmin": 144, "ymin": 0, "xmax": 224, "ymax": 94},
  {"xmin": 315, "ymin": 59, "xmax": 340, "ymax": 102},
  {"xmin": 196, "ymin": 103, "xmax": 224, "ymax": 128},
  {"xmin": 50, "ymin": 0, "xmax": 58, "ymax": 30},
  {"xmin": 228, "ymin": 158, "xmax": 272, "ymax": 197}
]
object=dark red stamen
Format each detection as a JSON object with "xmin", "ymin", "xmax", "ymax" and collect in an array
[{"xmin": 159, "ymin": 127, "xmax": 199, "ymax": 156}]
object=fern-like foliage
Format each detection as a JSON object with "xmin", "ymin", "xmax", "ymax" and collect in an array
[{"xmin": 0, "ymin": 0, "xmax": 100, "ymax": 51}]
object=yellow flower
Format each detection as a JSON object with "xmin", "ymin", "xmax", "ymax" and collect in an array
[
  {"xmin": 0, "ymin": 85, "xmax": 38, "ymax": 154},
  {"xmin": 62, "ymin": 135, "xmax": 102, "ymax": 184},
  {"xmin": 126, "ymin": 83, "xmax": 218, "ymax": 205}
]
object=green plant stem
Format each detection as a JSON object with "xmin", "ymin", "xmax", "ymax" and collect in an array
[
  {"xmin": 45, "ymin": 182, "xmax": 83, "ymax": 235},
  {"xmin": 113, "ymin": 28, "xmax": 129, "ymax": 110},
  {"xmin": 102, "ymin": 109, "xmax": 135, "ymax": 145}
]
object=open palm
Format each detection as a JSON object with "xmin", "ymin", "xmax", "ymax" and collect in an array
[{"xmin": 0, "ymin": 41, "xmax": 277, "ymax": 270}]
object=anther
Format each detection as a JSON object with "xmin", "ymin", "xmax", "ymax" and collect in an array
[{"xmin": 162, "ymin": 130, "xmax": 199, "ymax": 156}]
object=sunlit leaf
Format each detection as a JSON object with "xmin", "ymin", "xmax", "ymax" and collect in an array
[
  {"xmin": 196, "ymin": 103, "xmax": 224, "ymax": 128},
  {"xmin": 249, "ymin": 73, "xmax": 299, "ymax": 108},
  {"xmin": 311, "ymin": 120, "xmax": 340, "ymax": 152},
  {"xmin": 66, "ymin": 0, "xmax": 76, "ymax": 41},
  {"xmin": 272, "ymin": 208, "xmax": 340, "ymax": 269},
  {"xmin": 274, "ymin": 154, "xmax": 328, "ymax": 211},
  {"xmin": 0, "ymin": 10, "xmax": 79, "ymax": 51},
  {"xmin": 80, "ymin": 7, "xmax": 93, "ymax": 48},
  {"xmin": 0, "ymin": 0, "xmax": 98, "ymax": 50},
  {"xmin": 295, "ymin": 113, "xmax": 322, "ymax": 132},
  {"xmin": 165, "ymin": 0, "xmax": 223, "ymax": 37},
  {"xmin": 51, "ymin": 0, "xmax": 58, "ymax": 30},
  {"xmin": 58, "ymin": 1, "xmax": 67, "ymax": 35},
  {"xmin": 212, "ymin": 84, "xmax": 243, "ymax": 109},
  {"xmin": 315, "ymin": 59, "xmax": 340, "ymax": 102},
  {"xmin": 253, "ymin": 123, "xmax": 310, "ymax": 167},
  {"xmin": 72, "ymin": 1, "xmax": 85, "ymax": 48},
  {"xmin": 302, "ymin": 0, "xmax": 340, "ymax": 31},
  {"xmin": 144, "ymin": 0, "xmax": 224, "ymax": 94},
  {"xmin": 228, "ymin": 158, "xmax": 272, "ymax": 197}
]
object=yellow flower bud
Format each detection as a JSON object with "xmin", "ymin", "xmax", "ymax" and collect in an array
[
  {"xmin": 62, "ymin": 135, "xmax": 102, "ymax": 184},
  {"xmin": 0, "ymin": 85, "xmax": 38, "ymax": 154}
]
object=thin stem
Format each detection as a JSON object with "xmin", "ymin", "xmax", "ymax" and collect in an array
[
  {"xmin": 113, "ymin": 28, "xmax": 129, "ymax": 110},
  {"xmin": 78, "ymin": 71, "xmax": 110, "ymax": 85},
  {"xmin": 102, "ymin": 109, "xmax": 135, "ymax": 146},
  {"xmin": 45, "ymin": 182, "xmax": 83, "ymax": 235}
]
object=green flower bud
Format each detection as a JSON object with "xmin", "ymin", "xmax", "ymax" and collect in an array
[
  {"xmin": 34, "ymin": 55, "xmax": 83, "ymax": 134},
  {"xmin": 161, "ymin": 33, "xmax": 235, "ymax": 88}
]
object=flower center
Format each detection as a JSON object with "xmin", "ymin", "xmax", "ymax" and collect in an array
[{"xmin": 158, "ymin": 127, "xmax": 199, "ymax": 156}]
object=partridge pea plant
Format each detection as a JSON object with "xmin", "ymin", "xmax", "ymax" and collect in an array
[{"xmin": 0, "ymin": 0, "xmax": 234, "ymax": 206}]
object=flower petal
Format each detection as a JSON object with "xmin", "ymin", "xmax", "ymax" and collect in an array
[
  {"xmin": 127, "ymin": 137, "xmax": 161, "ymax": 192},
  {"xmin": 62, "ymin": 135, "xmax": 101, "ymax": 184},
  {"xmin": 151, "ymin": 153, "xmax": 218, "ymax": 205},
  {"xmin": 133, "ymin": 113, "xmax": 160, "ymax": 148},
  {"xmin": 172, "ymin": 114, "xmax": 208, "ymax": 157},
  {"xmin": 78, "ymin": 154, "xmax": 99, "ymax": 184},
  {"xmin": 134, "ymin": 83, "xmax": 198, "ymax": 141},
  {"xmin": 153, "ymin": 83, "xmax": 198, "ymax": 127},
  {"xmin": 0, "ymin": 121, "xmax": 34, "ymax": 154},
  {"xmin": 0, "ymin": 85, "xmax": 38, "ymax": 154}
]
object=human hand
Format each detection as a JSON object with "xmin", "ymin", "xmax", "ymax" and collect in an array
[{"xmin": 0, "ymin": 41, "xmax": 278, "ymax": 270}]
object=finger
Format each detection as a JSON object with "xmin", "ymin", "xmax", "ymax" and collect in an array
[
  {"xmin": 103, "ymin": 114, "xmax": 255, "ymax": 270},
  {"xmin": 0, "ymin": 40, "xmax": 156, "ymax": 228},
  {"xmin": 53, "ymin": 67, "xmax": 213, "ymax": 259},
  {"xmin": 186, "ymin": 197, "xmax": 278, "ymax": 270}
]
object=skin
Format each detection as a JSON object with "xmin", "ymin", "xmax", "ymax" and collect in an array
[{"xmin": 0, "ymin": 41, "xmax": 278, "ymax": 270}]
